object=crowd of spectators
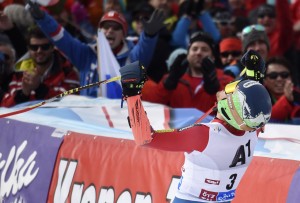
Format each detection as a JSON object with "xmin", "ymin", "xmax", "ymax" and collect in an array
[{"xmin": 0, "ymin": 0, "xmax": 300, "ymax": 124}]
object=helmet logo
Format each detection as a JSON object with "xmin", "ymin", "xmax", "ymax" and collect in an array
[{"xmin": 242, "ymin": 80, "xmax": 259, "ymax": 88}]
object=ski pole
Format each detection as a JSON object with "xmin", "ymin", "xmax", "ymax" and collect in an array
[{"xmin": 0, "ymin": 76, "xmax": 121, "ymax": 118}]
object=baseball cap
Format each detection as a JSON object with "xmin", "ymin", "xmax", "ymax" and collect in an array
[{"xmin": 99, "ymin": 10, "xmax": 128, "ymax": 35}]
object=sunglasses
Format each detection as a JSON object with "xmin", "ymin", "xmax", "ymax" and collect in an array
[
  {"xmin": 242, "ymin": 24, "xmax": 265, "ymax": 36},
  {"xmin": 101, "ymin": 22, "xmax": 122, "ymax": 31},
  {"xmin": 266, "ymin": 71, "xmax": 290, "ymax": 79},
  {"xmin": 258, "ymin": 13, "xmax": 275, "ymax": 18},
  {"xmin": 29, "ymin": 44, "xmax": 52, "ymax": 51},
  {"xmin": 220, "ymin": 51, "xmax": 241, "ymax": 58},
  {"xmin": 216, "ymin": 20, "xmax": 235, "ymax": 26}
]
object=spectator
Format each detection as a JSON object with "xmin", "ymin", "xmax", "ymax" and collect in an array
[
  {"xmin": 219, "ymin": 37, "xmax": 244, "ymax": 78},
  {"xmin": 253, "ymin": 1, "xmax": 294, "ymax": 58},
  {"xmin": 1, "ymin": 26, "xmax": 80, "ymax": 107},
  {"xmin": 170, "ymin": 0, "xmax": 221, "ymax": 49},
  {"xmin": 130, "ymin": 2, "xmax": 171, "ymax": 83},
  {"xmin": 148, "ymin": 0, "xmax": 177, "ymax": 31},
  {"xmin": 145, "ymin": 31, "xmax": 233, "ymax": 113},
  {"xmin": 264, "ymin": 56, "xmax": 300, "ymax": 123},
  {"xmin": 0, "ymin": 40, "xmax": 16, "ymax": 103},
  {"xmin": 120, "ymin": 61, "xmax": 272, "ymax": 203},
  {"xmin": 291, "ymin": 0, "xmax": 300, "ymax": 86},
  {"xmin": 241, "ymin": 24, "xmax": 270, "ymax": 61},
  {"xmin": 0, "ymin": 10, "xmax": 28, "ymax": 60},
  {"xmin": 213, "ymin": 10, "xmax": 236, "ymax": 39},
  {"xmin": 26, "ymin": 1, "xmax": 165, "ymax": 98},
  {"xmin": 141, "ymin": 47, "xmax": 187, "ymax": 101}
]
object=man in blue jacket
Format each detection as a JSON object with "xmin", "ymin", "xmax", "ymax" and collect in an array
[{"xmin": 26, "ymin": 1, "xmax": 165, "ymax": 98}]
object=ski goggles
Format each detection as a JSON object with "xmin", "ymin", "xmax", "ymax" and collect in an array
[
  {"xmin": 242, "ymin": 24, "xmax": 265, "ymax": 37},
  {"xmin": 28, "ymin": 43, "xmax": 52, "ymax": 51},
  {"xmin": 220, "ymin": 51, "xmax": 242, "ymax": 58},
  {"xmin": 224, "ymin": 80, "xmax": 240, "ymax": 94}
]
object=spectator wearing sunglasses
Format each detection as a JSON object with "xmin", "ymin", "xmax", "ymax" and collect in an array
[
  {"xmin": 27, "ymin": 1, "xmax": 165, "ymax": 98},
  {"xmin": 253, "ymin": 1, "xmax": 294, "ymax": 58},
  {"xmin": 1, "ymin": 26, "xmax": 80, "ymax": 107},
  {"xmin": 264, "ymin": 56, "xmax": 300, "ymax": 123},
  {"xmin": 219, "ymin": 37, "xmax": 243, "ymax": 78},
  {"xmin": 145, "ymin": 32, "xmax": 233, "ymax": 113},
  {"xmin": 213, "ymin": 10, "xmax": 236, "ymax": 39},
  {"xmin": 242, "ymin": 24, "xmax": 270, "ymax": 61}
]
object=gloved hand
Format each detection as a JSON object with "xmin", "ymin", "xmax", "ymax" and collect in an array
[
  {"xmin": 240, "ymin": 50, "xmax": 265, "ymax": 81},
  {"xmin": 164, "ymin": 54, "xmax": 188, "ymax": 90},
  {"xmin": 120, "ymin": 61, "xmax": 147, "ymax": 99},
  {"xmin": 202, "ymin": 57, "xmax": 220, "ymax": 94},
  {"xmin": 142, "ymin": 9, "xmax": 165, "ymax": 37},
  {"xmin": 25, "ymin": 0, "xmax": 45, "ymax": 20},
  {"xmin": 181, "ymin": 0, "xmax": 204, "ymax": 18}
]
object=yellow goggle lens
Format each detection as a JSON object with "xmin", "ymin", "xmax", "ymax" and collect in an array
[{"xmin": 224, "ymin": 80, "xmax": 240, "ymax": 94}]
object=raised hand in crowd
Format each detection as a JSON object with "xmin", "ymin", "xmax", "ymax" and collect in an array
[
  {"xmin": 201, "ymin": 56, "xmax": 220, "ymax": 94},
  {"xmin": 142, "ymin": 9, "xmax": 166, "ymax": 37},
  {"xmin": 163, "ymin": 53, "xmax": 188, "ymax": 90},
  {"xmin": 182, "ymin": 0, "xmax": 204, "ymax": 18},
  {"xmin": 26, "ymin": 0, "xmax": 45, "ymax": 20}
]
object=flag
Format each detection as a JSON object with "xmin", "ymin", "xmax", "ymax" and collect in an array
[{"xmin": 97, "ymin": 30, "xmax": 122, "ymax": 98}]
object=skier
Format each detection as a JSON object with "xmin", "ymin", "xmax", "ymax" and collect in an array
[{"xmin": 119, "ymin": 50, "xmax": 272, "ymax": 202}]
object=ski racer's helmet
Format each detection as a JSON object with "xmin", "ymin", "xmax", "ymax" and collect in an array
[{"xmin": 217, "ymin": 79, "xmax": 272, "ymax": 131}]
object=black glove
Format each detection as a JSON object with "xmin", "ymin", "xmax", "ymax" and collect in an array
[
  {"xmin": 202, "ymin": 57, "xmax": 220, "ymax": 94},
  {"xmin": 240, "ymin": 50, "xmax": 265, "ymax": 82},
  {"xmin": 181, "ymin": 0, "xmax": 204, "ymax": 18},
  {"xmin": 142, "ymin": 9, "xmax": 165, "ymax": 37},
  {"xmin": 164, "ymin": 54, "xmax": 188, "ymax": 90},
  {"xmin": 120, "ymin": 61, "xmax": 147, "ymax": 99},
  {"xmin": 26, "ymin": 0, "xmax": 45, "ymax": 20}
]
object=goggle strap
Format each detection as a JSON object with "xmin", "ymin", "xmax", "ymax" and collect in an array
[{"xmin": 227, "ymin": 94, "xmax": 255, "ymax": 131}]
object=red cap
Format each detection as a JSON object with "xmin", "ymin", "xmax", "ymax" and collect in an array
[
  {"xmin": 220, "ymin": 37, "xmax": 242, "ymax": 53},
  {"xmin": 99, "ymin": 10, "xmax": 128, "ymax": 35}
]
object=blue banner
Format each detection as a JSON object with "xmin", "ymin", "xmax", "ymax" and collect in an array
[{"xmin": 0, "ymin": 118, "xmax": 63, "ymax": 202}]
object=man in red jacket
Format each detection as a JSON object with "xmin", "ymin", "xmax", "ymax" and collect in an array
[
  {"xmin": 143, "ymin": 31, "xmax": 233, "ymax": 113},
  {"xmin": 264, "ymin": 56, "xmax": 300, "ymax": 123},
  {"xmin": 1, "ymin": 26, "xmax": 80, "ymax": 107}
]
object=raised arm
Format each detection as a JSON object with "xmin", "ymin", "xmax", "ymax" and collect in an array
[{"xmin": 121, "ymin": 61, "xmax": 210, "ymax": 151}]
